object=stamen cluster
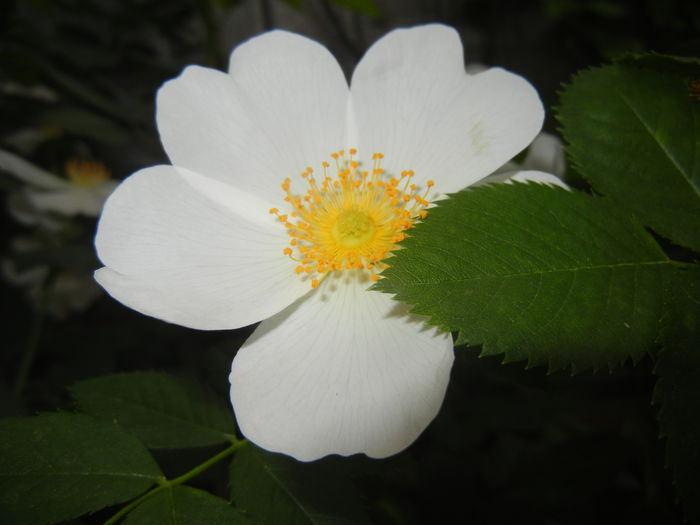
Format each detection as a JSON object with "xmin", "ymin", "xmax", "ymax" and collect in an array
[
  {"xmin": 269, "ymin": 150, "xmax": 433, "ymax": 288},
  {"xmin": 65, "ymin": 159, "xmax": 111, "ymax": 187}
]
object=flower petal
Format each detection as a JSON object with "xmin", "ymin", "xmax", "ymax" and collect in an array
[
  {"xmin": 157, "ymin": 31, "xmax": 349, "ymax": 201},
  {"xmin": 0, "ymin": 149, "xmax": 67, "ymax": 190},
  {"xmin": 229, "ymin": 270, "xmax": 454, "ymax": 461},
  {"xmin": 509, "ymin": 169, "xmax": 569, "ymax": 189},
  {"xmin": 350, "ymin": 24, "xmax": 543, "ymax": 194},
  {"xmin": 476, "ymin": 169, "xmax": 569, "ymax": 189},
  {"xmin": 7, "ymin": 191, "xmax": 65, "ymax": 230},
  {"xmin": 24, "ymin": 182, "xmax": 116, "ymax": 217},
  {"xmin": 522, "ymin": 132, "xmax": 566, "ymax": 177},
  {"xmin": 95, "ymin": 165, "xmax": 308, "ymax": 330}
]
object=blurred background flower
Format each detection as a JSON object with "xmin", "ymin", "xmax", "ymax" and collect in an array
[{"xmin": 1, "ymin": 150, "xmax": 117, "ymax": 225}]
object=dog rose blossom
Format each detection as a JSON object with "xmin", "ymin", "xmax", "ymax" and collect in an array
[{"xmin": 94, "ymin": 24, "xmax": 544, "ymax": 461}]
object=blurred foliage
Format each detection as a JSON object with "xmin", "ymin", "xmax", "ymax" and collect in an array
[{"xmin": 1, "ymin": 0, "xmax": 698, "ymax": 523}]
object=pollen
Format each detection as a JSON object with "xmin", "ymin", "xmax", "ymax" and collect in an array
[
  {"xmin": 270, "ymin": 150, "xmax": 434, "ymax": 287},
  {"xmin": 65, "ymin": 158, "xmax": 111, "ymax": 187}
]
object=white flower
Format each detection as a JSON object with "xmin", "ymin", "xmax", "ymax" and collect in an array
[
  {"xmin": 480, "ymin": 131, "xmax": 568, "ymax": 187},
  {"xmin": 93, "ymin": 24, "xmax": 544, "ymax": 461},
  {"xmin": 0, "ymin": 149, "xmax": 118, "ymax": 228}
]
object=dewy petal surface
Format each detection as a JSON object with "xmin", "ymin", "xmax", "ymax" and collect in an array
[
  {"xmin": 157, "ymin": 31, "xmax": 349, "ymax": 201},
  {"xmin": 350, "ymin": 24, "xmax": 544, "ymax": 194},
  {"xmin": 95, "ymin": 165, "xmax": 309, "ymax": 330},
  {"xmin": 229, "ymin": 270, "xmax": 454, "ymax": 461}
]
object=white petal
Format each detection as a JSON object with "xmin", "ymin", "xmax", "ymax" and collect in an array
[
  {"xmin": 24, "ymin": 185, "xmax": 111, "ymax": 217},
  {"xmin": 95, "ymin": 165, "xmax": 309, "ymax": 330},
  {"xmin": 230, "ymin": 270, "xmax": 454, "ymax": 461},
  {"xmin": 508, "ymin": 169, "xmax": 570, "ymax": 189},
  {"xmin": 522, "ymin": 132, "xmax": 566, "ymax": 177},
  {"xmin": 350, "ymin": 24, "xmax": 543, "ymax": 194},
  {"xmin": 0, "ymin": 149, "xmax": 67, "ymax": 190},
  {"xmin": 157, "ymin": 31, "xmax": 349, "ymax": 201},
  {"xmin": 1, "ymin": 259, "xmax": 48, "ymax": 287},
  {"xmin": 7, "ymin": 192, "xmax": 66, "ymax": 230}
]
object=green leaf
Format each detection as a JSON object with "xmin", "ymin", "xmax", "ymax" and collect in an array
[
  {"xmin": 617, "ymin": 52, "xmax": 700, "ymax": 77},
  {"xmin": 375, "ymin": 183, "xmax": 672, "ymax": 372},
  {"xmin": 0, "ymin": 412, "xmax": 163, "ymax": 525},
  {"xmin": 230, "ymin": 444, "xmax": 369, "ymax": 525},
  {"xmin": 558, "ymin": 58, "xmax": 700, "ymax": 251},
  {"xmin": 123, "ymin": 486, "xmax": 250, "ymax": 525},
  {"xmin": 71, "ymin": 372, "xmax": 236, "ymax": 449},
  {"xmin": 654, "ymin": 265, "xmax": 700, "ymax": 523}
]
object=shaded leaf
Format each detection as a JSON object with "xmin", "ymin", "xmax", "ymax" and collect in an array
[
  {"xmin": 375, "ymin": 183, "xmax": 672, "ymax": 372},
  {"xmin": 617, "ymin": 52, "xmax": 700, "ymax": 77},
  {"xmin": 123, "ymin": 485, "xmax": 249, "ymax": 525},
  {"xmin": 558, "ymin": 59, "xmax": 700, "ymax": 251},
  {"xmin": 654, "ymin": 265, "xmax": 700, "ymax": 523},
  {"xmin": 71, "ymin": 372, "xmax": 236, "ymax": 449},
  {"xmin": 230, "ymin": 444, "xmax": 369, "ymax": 525},
  {"xmin": 0, "ymin": 412, "xmax": 162, "ymax": 525}
]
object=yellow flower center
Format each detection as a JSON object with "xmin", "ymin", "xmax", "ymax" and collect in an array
[
  {"xmin": 65, "ymin": 159, "xmax": 110, "ymax": 188},
  {"xmin": 333, "ymin": 209, "xmax": 375, "ymax": 249},
  {"xmin": 270, "ymin": 149, "xmax": 434, "ymax": 289}
]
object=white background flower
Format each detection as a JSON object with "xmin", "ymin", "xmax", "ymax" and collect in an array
[
  {"xmin": 479, "ymin": 131, "xmax": 568, "ymax": 188},
  {"xmin": 0, "ymin": 149, "xmax": 118, "ymax": 227},
  {"xmin": 94, "ymin": 24, "xmax": 544, "ymax": 461}
]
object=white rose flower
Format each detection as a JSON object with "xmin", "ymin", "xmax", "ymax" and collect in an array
[{"xmin": 94, "ymin": 24, "xmax": 544, "ymax": 461}]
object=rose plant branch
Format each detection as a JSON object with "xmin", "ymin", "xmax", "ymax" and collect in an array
[{"xmin": 103, "ymin": 438, "xmax": 248, "ymax": 525}]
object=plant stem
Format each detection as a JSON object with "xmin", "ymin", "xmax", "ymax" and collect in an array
[{"xmin": 103, "ymin": 439, "xmax": 248, "ymax": 525}]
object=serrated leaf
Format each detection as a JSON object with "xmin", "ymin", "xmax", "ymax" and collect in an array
[
  {"xmin": 654, "ymin": 265, "xmax": 700, "ymax": 523},
  {"xmin": 375, "ymin": 183, "xmax": 672, "ymax": 372},
  {"xmin": 617, "ymin": 52, "xmax": 700, "ymax": 77},
  {"xmin": 71, "ymin": 372, "xmax": 236, "ymax": 449},
  {"xmin": 0, "ymin": 412, "xmax": 163, "ymax": 525},
  {"xmin": 230, "ymin": 444, "xmax": 369, "ymax": 525},
  {"xmin": 558, "ymin": 59, "xmax": 700, "ymax": 251},
  {"xmin": 123, "ymin": 485, "xmax": 250, "ymax": 525}
]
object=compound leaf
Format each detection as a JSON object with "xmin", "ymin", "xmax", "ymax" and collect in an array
[
  {"xmin": 230, "ymin": 444, "xmax": 368, "ymax": 525},
  {"xmin": 375, "ymin": 183, "xmax": 672, "ymax": 372},
  {"xmin": 123, "ymin": 485, "xmax": 250, "ymax": 525},
  {"xmin": 558, "ymin": 58, "xmax": 700, "ymax": 251},
  {"xmin": 0, "ymin": 412, "xmax": 162, "ymax": 525},
  {"xmin": 654, "ymin": 265, "xmax": 700, "ymax": 523},
  {"xmin": 71, "ymin": 371, "xmax": 236, "ymax": 449}
]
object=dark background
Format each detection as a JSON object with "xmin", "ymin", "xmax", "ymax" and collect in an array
[{"xmin": 1, "ymin": 1, "xmax": 699, "ymax": 523}]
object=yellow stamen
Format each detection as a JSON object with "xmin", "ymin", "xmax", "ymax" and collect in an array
[
  {"xmin": 273, "ymin": 150, "xmax": 433, "ymax": 287},
  {"xmin": 65, "ymin": 159, "xmax": 110, "ymax": 187}
]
